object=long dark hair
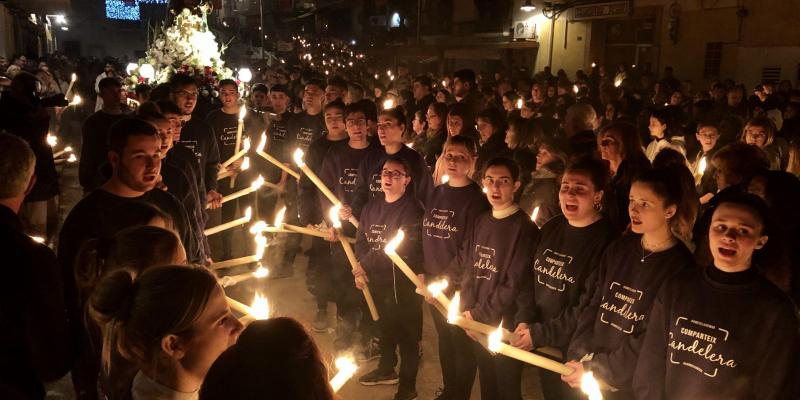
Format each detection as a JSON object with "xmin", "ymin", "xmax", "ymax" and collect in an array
[
  {"xmin": 632, "ymin": 166, "xmax": 696, "ymax": 241},
  {"xmin": 201, "ymin": 317, "xmax": 334, "ymax": 400}
]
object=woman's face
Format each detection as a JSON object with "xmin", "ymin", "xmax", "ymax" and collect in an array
[
  {"xmin": 502, "ymin": 96, "xmax": 514, "ymax": 112},
  {"xmin": 559, "ymin": 171, "xmax": 602, "ymax": 224},
  {"xmin": 426, "ymin": 106, "xmax": 441, "ymax": 130},
  {"xmin": 648, "ymin": 117, "xmax": 666, "ymax": 138},
  {"xmin": 598, "ymin": 132, "xmax": 622, "ymax": 163},
  {"xmin": 436, "ymin": 91, "xmax": 447, "ymax": 103},
  {"xmin": 628, "ymin": 182, "xmax": 675, "ymax": 235},
  {"xmin": 505, "ymin": 126, "xmax": 517, "ymax": 148},
  {"xmin": 483, "ymin": 165, "xmax": 520, "ymax": 209},
  {"xmin": 447, "ymin": 115, "xmax": 464, "ymax": 137},
  {"xmin": 374, "ymin": 88, "xmax": 383, "ymax": 98},
  {"xmin": 604, "ymin": 103, "xmax": 616, "ymax": 121},
  {"xmin": 412, "ymin": 116, "xmax": 426, "ymax": 135},
  {"xmin": 536, "ymin": 146, "xmax": 556, "ymax": 170},
  {"xmin": 476, "ymin": 118, "xmax": 494, "ymax": 143},
  {"xmin": 443, "ymin": 144, "xmax": 473, "ymax": 180},
  {"xmin": 377, "ymin": 115, "xmax": 404, "ymax": 146},
  {"xmin": 744, "ymin": 126, "xmax": 767, "ymax": 148},
  {"xmin": 709, "ymin": 203, "xmax": 768, "ymax": 272},
  {"xmin": 180, "ymin": 285, "xmax": 243, "ymax": 380},
  {"xmin": 669, "ymin": 91, "xmax": 682, "ymax": 105}
]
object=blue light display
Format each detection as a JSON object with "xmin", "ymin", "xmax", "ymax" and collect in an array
[{"xmin": 106, "ymin": 0, "xmax": 141, "ymax": 20}]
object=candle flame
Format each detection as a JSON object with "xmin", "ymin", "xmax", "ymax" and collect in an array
[
  {"xmin": 250, "ymin": 175, "xmax": 265, "ymax": 190},
  {"xmin": 257, "ymin": 132, "xmax": 267, "ymax": 153},
  {"xmin": 249, "ymin": 293, "xmax": 270, "ymax": 320},
  {"xmin": 591, "ymin": 62, "xmax": 597, "ymax": 68},
  {"xmin": 46, "ymin": 133, "xmax": 58, "ymax": 147},
  {"xmin": 531, "ymin": 206, "xmax": 540, "ymax": 222},
  {"xmin": 242, "ymin": 137, "xmax": 251, "ymax": 151},
  {"xmin": 383, "ymin": 98, "xmax": 395, "ymax": 110},
  {"xmin": 253, "ymin": 265, "xmax": 269, "ymax": 278},
  {"xmin": 70, "ymin": 73, "xmax": 76, "ymax": 82},
  {"xmin": 330, "ymin": 355, "xmax": 358, "ymax": 392},
  {"xmin": 614, "ymin": 78, "xmax": 622, "ymax": 88},
  {"xmin": 447, "ymin": 291, "xmax": 461, "ymax": 323},
  {"xmin": 386, "ymin": 69, "xmax": 392, "ymax": 76},
  {"xmin": 238, "ymin": 105, "xmax": 247, "ymax": 120},
  {"xmin": 698, "ymin": 157, "xmax": 707, "ymax": 175},
  {"xmin": 441, "ymin": 174, "xmax": 450, "ymax": 184},
  {"xmin": 293, "ymin": 148, "xmax": 305, "ymax": 167},
  {"xmin": 241, "ymin": 156, "xmax": 250, "ymax": 171},
  {"xmin": 573, "ymin": 85, "xmax": 579, "ymax": 94},
  {"xmin": 70, "ymin": 94, "xmax": 82, "ymax": 105},
  {"xmin": 384, "ymin": 229, "xmax": 404, "ymax": 254},
  {"xmin": 516, "ymin": 98, "xmax": 524, "ymax": 109},
  {"xmin": 274, "ymin": 206, "xmax": 286, "ymax": 228},
  {"xmin": 482, "ymin": 187, "xmax": 488, "ymax": 194},
  {"xmin": 64, "ymin": 146, "xmax": 73, "ymax": 152},
  {"xmin": 487, "ymin": 322, "xmax": 504, "ymax": 353},
  {"xmin": 427, "ymin": 279, "xmax": 448, "ymax": 297},
  {"xmin": 329, "ymin": 204, "xmax": 342, "ymax": 229},
  {"xmin": 67, "ymin": 154, "xmax": 77, "ymax": 163},
  {"xmin": 249, "ymin": 220, "xmax": 267, "ymax": 234},
  {"xmin": 29, "ymin": 235, "xmax": 46, "ymax": 244},
  {"xmin": 244, "ymin": 207, "xmax": 253, "ymax": 221},
  {"xmin": 254, "ymin": 233, "xmax": 268, "ymax": 260},
  {"xmin": 441, "ymin": 80, "xmax": 447, "ymax": 87},
  {"xmin": 581, "ymin": 371, "xmax": 603, "ymax": 400}
]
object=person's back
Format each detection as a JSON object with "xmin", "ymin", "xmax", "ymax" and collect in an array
[{"xmin": 0, "ymin": 133, "xmax": 71, "ymax": 399}]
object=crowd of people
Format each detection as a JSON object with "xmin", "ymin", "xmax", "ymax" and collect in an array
[{"xmin": 1, "ymin": 49, "xmax": 800, "ymax": 400}]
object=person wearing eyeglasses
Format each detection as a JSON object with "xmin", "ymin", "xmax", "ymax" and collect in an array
[
  {"xmin": 458, "ymin": 157, "xmax": 540, "ymax": 400},
  {"xmin": 352, "ymin": 156, "xmax": 424, "ymax": 400}
]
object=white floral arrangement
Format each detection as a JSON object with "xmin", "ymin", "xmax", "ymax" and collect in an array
[{"xmin": 126, "ymin": 4, "xmax": 232, "ymax": 92}]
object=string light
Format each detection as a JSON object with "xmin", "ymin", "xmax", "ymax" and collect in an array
[{"xmin": 105, "ymin": 0, "xmax": 141, "ymax": 20}]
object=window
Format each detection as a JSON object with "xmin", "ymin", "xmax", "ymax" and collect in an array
[
  {"xmin": 703, "ymin": 42, "xmax": 722, "ymax": 79},
  {"xmin": 761, "ymin": 66, "xmax": 781, "ymax": 83}
]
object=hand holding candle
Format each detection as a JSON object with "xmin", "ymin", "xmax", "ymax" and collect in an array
[
  {"xmin": 206, "ymin": 175, "xmax": 264, "ymax": 209},
  {"xmin": 330, "ymin": 205, "xmax": 379, "ymax": 321},
  {"xmin": 293, "ymin": 148, "xmax": 360, "ymax": 228}
]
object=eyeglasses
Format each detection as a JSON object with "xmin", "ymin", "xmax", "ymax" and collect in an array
[
  {"xmin": 346, "ymin": 118, "xmax": 367, "ymax": 127},
  {"xmin": 173, "ymin": 90, "xmax": 198, "ymax": 98},
  {"xmin": 381, "ymin": 170, "xmax": 407, "ymax": 179},
  {"xmin": 482, "ymin": 176, "xmax": 513, "ymax": 187}
]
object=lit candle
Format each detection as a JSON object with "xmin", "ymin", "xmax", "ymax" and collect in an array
[
  {"xmin": 219, "ymin": 264, "xmax": 269, "ymax": 287},
  {"xmin": 222, "ymin": 137, "xmax": 250, "ymax": 168},
  {"xmin": 441, "ymin": 174, "xmax": 450, "ymax": 185},
  {"xmin": 444, "ymin": 291, "xmax": 516, "ymax": 342},
  {"xmin": 573, "ymin": 85, "xmax": 579, "ymax": 94},
  {"xmin": 256, "ymin": 132, "xmax": 300, "ymax": 179},
  {"xmin": 204, "ymin": 207, "xmax": 253, "ymax": 236},
  {"xmin": 234, "ymin": 106, "xmax": 247, "ymax": 155},
  {"xmin": 516, "ymin": 98, "xmax": 524, "ymax": 109},
  {"xmin": 330, "ymin": 205, "xmax": 379, "ymax": 320},
  {"xmin": 614, "ymin": 77, "xmax": 622, "ymax": 88},
  {"xmin": 581, "ymin": 371, "xmax": 603, "ymax": 400},
  {"xmin": 210, "ymin": 232, "xmax": 267, "ymax": 270},
  {"xmin": 694, "ymin": 156, "xmax": 707, "ymax": 186},
  {"xmin": 383, "ymin": 98, "xmax": 395, "ymax": 110},
  {"xmin": 206, "ymin": 175, "xmax": 265, "ymax": 209},
  {"xmin": 531, "ymin": 206, "xmax": 540, "ymax": 226},
  {"xmin": 487, "ymin": 322, "xmax": 573, "ymax": 375},
  {"xmin": 46, "ymin": 133, "xmax": 58, "ymax": 147},
  {"xmin": 53, "ymin": 146, "xmax": 73, "ymax": 159},
  {"xmin": 383, "ymin": 230, "xmax": 426, "ymax": 292},
  {"xmin": 70, "ymin": 94, "xmax": 82, "ymax": 106},
  {"xmin": 65, "ymin": 73, "xmax": 76, "ymax": 100},
  {"xmin": 329, "ymin": 356, "xmax": 359, "ymax": 393},
  {"xmin": 293, "ymin": 148, "xmax": 360, "ymax": 228}
]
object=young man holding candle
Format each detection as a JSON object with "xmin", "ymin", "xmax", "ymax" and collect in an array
[
  {"xmin": 277, "ymin": 78, "xmax": 328, "ymax": 278},
  {"xmin": 297, "ymin": 99, "xmax": 349, "ymax": 330},
  {"xmin": 353, "ymin": 156, "xmax": 424, "ymax": 400},
  {"xmin": 205, "ymin": 79, "xmax": 263, "ymax": 260},
  {"xmin": 58, "ymin": 117, "xmax": 202, "ymax": 399},
  {"xmin": 633, "ymin": 191, "xmax": 798, "ymax": 399},
  {"xmin": 458, "ymin": 157, "xmax": 540, "ymax": 400},
  {"xmin": 691, "ymin": 118, "xmax": 721, "ymax": 204},
  {"xmin": 0, "ymin": 133, "xmax": 71, "ymax": 400},
  {"xmin": 320, "ymin": 102, "xmax": 382, "ymax": 352},
  {"xmin": 255, "ymin": 84, "xmax": 293, "ymax": 223},
  {"xmin": 170, "ymin": 73, "xmax": 223, "ymax": 211}
]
